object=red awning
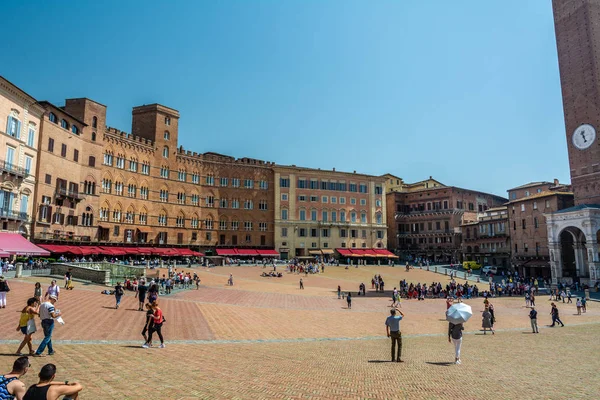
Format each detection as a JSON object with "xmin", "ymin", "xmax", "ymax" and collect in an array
[
  {"xmin": 65, "ymin": 246, "xmax": 84, "ymax": 255},
  {"xmin": 0, "ymin": 234, "xmax": 50, "ymax": 256},
  {"xmin": 99, "ymin": 247, "xmax": 127, "ymax": 256},
  {"xmin": 372, "ymin": 249, "xmax": 399, "ymax": 258},
  {"xmin": 216, "ymin": 248, "xmax": 238, "ymax": 256},
  {"xmin": 0, "ymin": 251, "xmax": 10, "ymax": 257},
  {"xmin": 135, "ymin": 247, "xmax": 153, "ymax": 255},
  {"xmin": 336, "ymin": 248, "xmax": 353, "ymax": 256},
  {"xmin": 38, "ymin": 244, "xmax": 69, "ymax": 253},
  {"xmin": 257, "ymin": 249, "xmax": 279, "ymax": 256},
  {"xmin": 236, "ymin": 249, "xmax": 259, "ymax": 256},
  {"xmin": 175, "ymin": 248, "xmax": 195, "ymax": 256},
  {"xmin": 191, "ymin": 251, "xmax": 204, "ymax": 256},
  {"xmin": 78, "ymin": 246, "xmax": 102, "ymax": 256}
]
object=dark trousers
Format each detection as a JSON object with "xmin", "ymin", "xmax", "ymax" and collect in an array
[
  {"xmin": 551, "ymin": 316, "xmax": 564, "ymax": 326},
  {"xmin": 390, "ymin": 331, "xmax": 402, "ymax": 360},
  {"xmin": 148, "ymin": 322, "xmax": 164, "ymax": 344}
]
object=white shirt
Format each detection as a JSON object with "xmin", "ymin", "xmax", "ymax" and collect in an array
[{"xmin": 47, "ymin": 284, "xmax": 60, "ymax": 298}]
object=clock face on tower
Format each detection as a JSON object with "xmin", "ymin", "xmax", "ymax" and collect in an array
[{"xmin": 572, "ymin": 124, "xmax": 596, "ymax": 150}]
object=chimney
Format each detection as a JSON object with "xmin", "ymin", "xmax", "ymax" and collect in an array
[
  {"xmin": 333, "ymin": 167, "xmax": 335, "ymax": 171},
  {"xmin": 554, "ymin": 178, "xmax": 559, "ymax": 186}
]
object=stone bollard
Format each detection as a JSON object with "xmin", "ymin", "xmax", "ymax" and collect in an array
[
  {"xmin": 477, "ymin": 276, "xmax": 480, "ymax": 283},
  {"xmin": 445, "ymin": 269, "xmax": 448, "ymax": 275},
  {"xmin": 15, "ymin": 263, "xmax": 23, "ymax": 278},
  {"xmin": 435, "ymin": 267, "xmax": 438, "ymax": 273}
]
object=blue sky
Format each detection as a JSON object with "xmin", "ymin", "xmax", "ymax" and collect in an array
[{"xmin": 1, "ymin": 0, "xmax": 567, "ymax": 197}]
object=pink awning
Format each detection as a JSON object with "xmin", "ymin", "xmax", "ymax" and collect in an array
[
  {"xmin": 0, "ymin": 234, "xmax": 50, "ymax": 256},
  {"xmin": 257, "ymin": 249, "xmax": 279, "ymax": 256}
]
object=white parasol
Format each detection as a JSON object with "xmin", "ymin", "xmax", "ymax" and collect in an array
[{"xmin": 446, "ymin": 303, "xmax": 472, "ymax": 324}]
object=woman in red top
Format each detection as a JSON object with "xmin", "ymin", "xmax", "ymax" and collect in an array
[{"xmin": 146, "ymin": 301, "xmax": 165, "ymax": 348}]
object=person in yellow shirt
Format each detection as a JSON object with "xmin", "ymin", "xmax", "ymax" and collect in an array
[{"xmin": 15, "ymin": 298, "xmax": 39, "ymax": 355}]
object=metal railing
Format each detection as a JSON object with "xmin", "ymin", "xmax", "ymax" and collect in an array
[
  {"xmin": 0, "ymin": 159, "xmax": 29, "ymax": 177},
  {"xmin": 55, "ymin": 187, "xmax": 85, "ymax": 200},
  {"xmin": 0, "ymin": 208, "xmax": 29, "ymax": 221}
]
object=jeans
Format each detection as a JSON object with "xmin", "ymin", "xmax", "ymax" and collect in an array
[
  {"xmin": 115, "ymin": 295, "xmax": 122, "ymax": 307},
  {"xmin": 390, "ymin": 331, "xmax": 402, "ymax": 360},
  {"xmin": 551, "ymin": 316, "xmax": 564, "ymax": 326},
  {"xmin": 452, "ymin": 338, "xmax": 462, "ymax": 358},
  {"xmin": 36, "ymin": 319, "xmax": 54, "ymax": 355},
  {"xmin": 530, "ymin": 318, "xmax": 539, "ymax": 333}
]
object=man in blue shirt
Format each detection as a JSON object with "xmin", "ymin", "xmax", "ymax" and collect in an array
[{"xmin": 385, "ymin": 308, "xmax": 404, "ymax": 362}]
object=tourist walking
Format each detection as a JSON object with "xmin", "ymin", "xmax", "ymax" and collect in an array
[
  {"xmin": 385, "ymin": 308, "xmax": 404, "ymax": 362},
  {"xmin": 34, "ymin": 295, "xmax": 61, "ymax": 357},
  {"xmin": 337, "ymin": 285, "xmax": 341, "ymax": 299},
  {"xmin": 581, "ymin": 297, "xmax": 587, "ymax": 313},
  {"xmin": 136, "ymin": 279, "xmax": 147, "ymax": 311},
  {"xmin": 346, "ymin": 292, "xmax": 352, "ymax": 309},
  {"xmin": 23, "ymin": 363, "xmax": 83, "ymax": 400},
  {"xmin": 143, "ymin": 301, "xmax": 165, "ymax": 348},
  {"xmin": 16, "ymin": 298, "xmax": 39, "ymax": 355},
  {"xmin": 0, "ymin": 356, "xmax": 30, "ymax": 400},
  {"xmin": 550, "ymin": 302, "xmax": 565, "ymax": 327},
  {"xmin": 576, "ymin": 298, "xmax": 582, "ymax": 315},
  {"xmin": 482, "ymin": 307, "xmax": 494, "ymax": 335},
  {"xmin": 299, "ymin": 278, "xmax": 304, "ymax": 290},
  {"xmin": 0, "ymin": 276, "xmax": 10, "ymax": 308},
  {"xmin": 448, "ymin": 322, "xmax": 464, "ymax": 364},
  {"xmin": 44, "ymin": 280, "xmax": 60, "ymax": 301},
  {"xmin": 529, "ymin": 307, "xmax": 539, "ymax": 333},
  {"xmin": 114, "ymin": 282, "xmax": 124, "ymax": 309},
  {"xmin": 228, "ymin": 274, "xmax": 234, "ymax": 286},
  {"xmin": 141, "ymin": 303, "xmax": 154, "ymax": 347}
]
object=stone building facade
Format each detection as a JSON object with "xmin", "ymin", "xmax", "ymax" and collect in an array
[
  {"xmin": 32, "ymin": 100, "xmax": 103, "ymax": 242},
  {"xmin": 461, "ymin": 206, "xmax": 510, "ymax": 268},
  {"xmin": 507, "ymin": 181, "xmax": 573, "ymax": 279},
  {"xmin": 388, "ymin": 184, "xmax": 507, "ymax": 263},
  {"xmin": 0, "ymin": 77, "xmax": 44, "ymax": 238},
  {"xmin": 273, "ymin": 166, "xmax": 387, "ymax": 259}
]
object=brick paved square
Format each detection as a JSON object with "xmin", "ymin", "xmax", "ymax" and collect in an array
[{"xmin": 1, "ymin": 266, "xmax": 598, "ymax": 399}]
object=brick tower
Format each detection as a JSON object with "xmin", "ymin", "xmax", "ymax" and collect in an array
[{"xmin": 553, "ymin": 0, "xmax": 600, "ymax": 205}]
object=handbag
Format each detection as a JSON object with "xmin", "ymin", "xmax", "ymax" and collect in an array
[{"xmin": 26, "ymin": 318, "xmax": 36, "ymax": 334}]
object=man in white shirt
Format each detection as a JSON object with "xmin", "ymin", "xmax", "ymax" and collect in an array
[
  {"xmin": 34, "ymin": 295, "xmax": 61, "ymax": 357},
  {"xmin": 45, "ymin": 280, "xmax": 60, "ymax": 300}
]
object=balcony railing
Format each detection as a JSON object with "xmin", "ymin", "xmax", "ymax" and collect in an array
[
  {"xmin": 0, "ymin": 159, "xmax": 29, "ymax": 178},
  {"xmin": 0, "ymin": 208, "xmax": 29, "ymax": 221},
  {"xmin": 55, "ymin": 187, "xmax": 85, "ymax": 201}
]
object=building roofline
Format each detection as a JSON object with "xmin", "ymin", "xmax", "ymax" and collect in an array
[
  {"xmin": 65, "ymin": 97, "xmax": 107, "ymax": 108},
  {"xmin": 274, "ymin": 164, "xmax": 385, "ymax": 180},
  {"xmin": 387, "ymin": 185, "xmax": 507, "ymax": 201},
  {"xmin": 506, "ymin": 181, "xmax": 554, "ymax": 191},
  {"xmin": 132, "ymin": 103, "xmax": 180, "ymax": 116},
  {"xmin": 39, "ymin": 101, "xmax": 88, "ymax": 127},
  {"xmin": 0, "ymin": 76, "xmax": 45, "ymax": 115},
  {"xmin": 506, "ymin": 191, "xmax": 573, "ymax": 204}
]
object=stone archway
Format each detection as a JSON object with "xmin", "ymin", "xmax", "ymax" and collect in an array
[{"xmin": 558, "ymin": 227, "xmax": 587, "ymax": 279}]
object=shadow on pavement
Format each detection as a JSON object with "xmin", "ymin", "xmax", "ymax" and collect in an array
[
  {"xmin": 367, "ymin": 360, "xmax": 394, "ymax": 363},
  {"xmin": 425, "ymin": 362, "xmax": 454, "ymax": 366}
]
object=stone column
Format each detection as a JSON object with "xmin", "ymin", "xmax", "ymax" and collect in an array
[
  {"xmin": 573, "ymin": 243, "xmax": 586, "ymax": 278},
  {"xmin": 585, "ymin": 235, "xmax": 599, "ymax": 286},
  {"xmin": 548, "ymin": 242, "xmax": 562, "ymax": 287}
]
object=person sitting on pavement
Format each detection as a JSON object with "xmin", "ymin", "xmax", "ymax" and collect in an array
[
  {"xmin": 0, "ymin": 356, "xmax": 30, "ymax": 400},
  {"xmin": 23, "ymin": 363, "xmax": 83, "ymax": 400}
]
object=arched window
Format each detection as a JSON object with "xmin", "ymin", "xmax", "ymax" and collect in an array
[
  {"xmin": 61, "ymin": 119, "xmax": 69, "ymax": 129},
  {"xmin": 164, "ymin": 131, "xmax": 170, "ymax": 140},
  {"xmin": 92, "ymin": 116, "xmax": 98, "ymax": 128},
  {"xmin": 163, "ymin": 146, "xmax": 169, "ymax": 158},
  {"xmin": 165, "ymin": 116, "xmax": 171, "ymax": 126},
  {"xmin": 91, "ymin": 132, "xmax": 96, "ymax": 141},
  {"xmin": 49, "ymin": 113, "xmax": 57, "ymax": 123},
  {"xmin": 71, "ymin": 125, "xmax": 79, "ymax": 135}
]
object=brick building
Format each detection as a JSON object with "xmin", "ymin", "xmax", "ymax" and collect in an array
[
  {"xmin": 461, "ymin": 206, "xmax": 510, "ymax": 268},
  {"xmin": 28, "ymin": 98, "xmax": 275, "ymax": 251},
  {"xmin": 506, "ymin": 181, "xmax": 573, "ymax": 278},
  {"xmin": 273, "ymin": 166, "xmax": 386, "ymax": 259},
  {"xmin": 32, "ymin": 100, "xmax": 103, "ymax": 242},
  {"xmin": 0, "ymin": 77, "xmax": 44, "ymax": 238},
  {"xmin": 388, "ymin": 181, "xmax": 507, "ymax": 263},
  {"xmin": 543, "ymin": 0, "xmax": 600, "ymax": 287}
]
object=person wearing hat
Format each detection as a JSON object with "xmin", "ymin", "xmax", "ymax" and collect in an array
[
  {"xmin": 34, "ymin": 295, "xmax": 62, "ymax": 357},
  {"xmin": 528, "ymin": 306, "xmax": 539, "ymax": 333},
  {"xmin": 0, "ymin": 275, "xmax": 10, "ymax": 309}
]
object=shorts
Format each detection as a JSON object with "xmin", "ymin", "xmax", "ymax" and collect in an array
[
  {"xmin": 139, "ymin": 294, "xmax": 146, "ymax": 303},
  {"xmin": 20, "ymin": 327, "xmax": 28, "ymax": 334}
]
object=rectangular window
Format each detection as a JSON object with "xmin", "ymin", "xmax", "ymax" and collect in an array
[
  {"xmin": 340, "ymin": 229, "xmax": 347, "ymax": 238},
  {"xmin": 281, "ymin": 193, "xmax": 288, "ymax": 201},
  {"xmin": 141, "ymin": 163, "xmax": 150, "ymax": 175},
  {"xmin": 259, "ymin": 222, "xmax": 267, "ymax": 232},
  {"xmin": 298, "ymin": 195, "xmax": 306, "ymax": 202},
  {"xmin": 281, "ymin": 209, "xmax": 288, "ymax": 220},
  {"xmin": 534, "ymin": 217, "xmax": 539, "ymax": 228},
  {"xmin": 60, "ymin": 143, "xmax": 66, "ymax": 156},
  {"xmin": 244, "ymin": 179, "xmax": 253, "ymax": 189},
  {"xmin": 47, "ymin": 138, "xmax": 54, "ymax": 152},
  {"xmin": 311, "ymin": 210, "xmax": 317, "ymax": 221},
  {"xmin": 27, "ymin": 128, "xmax": 35, "ymax": 147},
  {"xmin": 24, "ymin": 156, "xmax": 32, "ymax": 174},
  {"xmin": 191, "ymin": 173, "xmax": 199, "ymax": 184},
  {"xmin": 73, "ymin": 149, "xmax": 79, "ymax": 162},
  {"xmin": 220, "ymin": 177, "xmax": 228, "ymax": 187},
  {"xmin": 45, "ymin": 174, "xmax": 52, "ymax": 184},
  {"xmin": 349, "ymin": 183, "xmax": 357, "ymax": 192},
  {"xmin": 310, "ymin": 228, "xmax": 318, "ymax": 237},
  {"xmin": 259, "ymin": 180, "xmax": 268, "ymax": 190},
  {"xmin": 359, "ymin": 183, "xmax": 368, "ymax": 193},
  {"xmin": 331, "ymin": 196, "xmax": 337, "ymax": 204},
  {"xmin": 297, "ymin": 179, "xmax": 307, "ymax": 189},
  {"xmin": 331, "ymin": 211, "xmax": 337, "ymax": 222},
  {"xmin": 322, "ymin": 196, "xmax": 328, "ymax": 203},
  {"xmin": 310, "ymin": 196, "xmax": 318, "ymax": 202},
  {"xmin": 206, "ymin": 175, "xmax": 214, "ymax": 186},
  {"xmin": 298, "ymin": 228, "xmax": 306, "ymax": 237},
  {"xmin": 281, "ymin": 227, "xmax": 288, "ymax": 237},
  {"xmin": 232, "ymin": 178, "xmax": 240, "ymax": 188},
  {"xmin": 339, "ymin": 197, "xmax": 346, "ymax": 204},
  {"xmin": 521, "ymin": 204, "xmax": 525, "ymax": 212},
  {"xmin": 299, "ymin": 210, "xmax": 306, "ymax": 220},
  {"xmin": 533, "ymin": 201, "xmax": 537, "ymax": 210},
  {"xmin": 522, "ymin": 219, "xmax": 526, "ymax": 229},
  {"xmin": 219, "ymin": 198, "xmax": 226, "ymax": 208},
  {"xmin": 280, "ymin": 178, "xmax": 290, "ymax": 188}
]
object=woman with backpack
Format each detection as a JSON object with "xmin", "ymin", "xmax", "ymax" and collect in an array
[{"xmin": 114, "ymin": 282, "xmax": 124, "ymax": 309}]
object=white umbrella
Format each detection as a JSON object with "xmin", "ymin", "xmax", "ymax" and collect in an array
[{"xmin": 446, "ymin": 303, "xmax": 472, "ymax": 324}]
